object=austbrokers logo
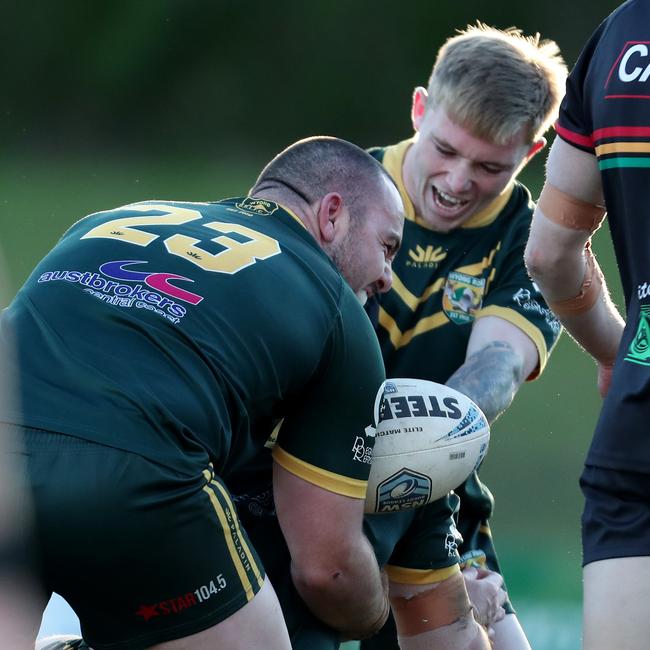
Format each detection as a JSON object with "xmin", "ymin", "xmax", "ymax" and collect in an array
[
  {"xmin": 37, "ymin": 260, "xmax": 205, "ymax": 324},
  {"xmin": 99, "ymin": 260, "xmax": 203, "ymax": 304}
]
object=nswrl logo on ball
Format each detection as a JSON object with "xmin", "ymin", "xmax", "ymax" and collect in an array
[{"xmin": 375, "ymin": 468, "xmax": 432, "ymax": 512}]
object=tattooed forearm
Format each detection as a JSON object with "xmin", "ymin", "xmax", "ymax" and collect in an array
[{"xmin": 446, "ymin": 341, "xmax": 525, "ymax": 424}]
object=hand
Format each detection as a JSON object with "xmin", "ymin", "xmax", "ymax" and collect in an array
[
  {"xmin": 597, "ymin": 361, "xmax": 614, "ymax": 398},
  {"xmin": 462, "ymin": 566, "xmax": 506, "ymax": 629}
]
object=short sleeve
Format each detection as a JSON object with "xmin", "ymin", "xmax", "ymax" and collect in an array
[
  {"xmin": 272, "ymin": 287, "xmax": 386, "ymax": 499},
  {"xmin": 475, "ymin": 211, "xmax": 562, "ymax": 379}
]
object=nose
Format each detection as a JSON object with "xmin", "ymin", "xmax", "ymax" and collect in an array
[
  {"xmin": 375, "ymin": 261, "xmax": 393, "ymax": 294},
  {"xmin": 447, "ymin": 160, "xmax": 472, "ymax": 194}
]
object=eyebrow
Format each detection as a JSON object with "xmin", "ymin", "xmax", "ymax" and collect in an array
[{"xmin": 432, "ymin": 136, "xmax": 514, "ymax": 170}]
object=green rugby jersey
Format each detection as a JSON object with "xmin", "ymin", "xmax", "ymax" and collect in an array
[
  {"xmin": 0, "ymin": 197, "xmax": 383, "ymax": 496},
  {"xmin": 370, "ymin": 140, "xmax": 561, "ymax": 381}
]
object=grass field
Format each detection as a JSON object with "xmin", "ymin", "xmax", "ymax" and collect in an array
[{"xmin": 8, "ymin": 153, "xmax": 614, "ymax": 650}]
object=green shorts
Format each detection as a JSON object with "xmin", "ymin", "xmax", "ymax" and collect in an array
[
  {"xmin": 360, "ymin": 471, "xmax": 513, "ymax": 650},
  {"xmin": 17, "ymin": 427, "xmax": 265, "ymax": 650}
]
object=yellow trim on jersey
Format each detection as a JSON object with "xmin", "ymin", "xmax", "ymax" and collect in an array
[
  {"xmin": 382, "ymin": 140, "xmax": 417, "ymax": 221},
  {"xmin": 390, "ymin": 244, "xmax": 500, "ymax": 313},
  {"xmin": 462, "ymin": 184, "xmax": 514, "ymax": 229},
  {"xmin": 378, "ymin": 306, "xmax": 449, "ymax": 350},
  {"xmin": 479, "ymin": 524, "xmax": 492, "ymax": 536},
  {"xmin": 380, "ymin": 139, "xmax": 515, "ymax": 230},
  {"xmin": 475, "ymin": 305, "xmax": 548, "ymax": 379},
  {"xmin": 595, "ymin": 142, "xmax": 650, "ymax": 156},
  {"xmin": 202, "ymin": 482, "xmax": 255, "ymax": 601},
  {"xmin": 391, "ymin": 274, "xmax": 446, "ymax": 312},
  {"xmin": 272, "ymin": 446, "xmax": 368, "ymax": 498},
  {"xmin": 280, "ymin": 205, "xmax": 308, "ymax": 230},
  {"xmin": 210, "ymin": 479, "xmax": 264, "ymax": 589},
  {"xmin": 386, "ymin": 563, "xmax": 460, "ymax": 585},
  {"xmin": 456, "ymin": 243, "xmax": 501, "ymax": 276}
]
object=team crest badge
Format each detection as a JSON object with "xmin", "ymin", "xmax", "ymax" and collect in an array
[
  {"xmin": 235, "ymin": 197, "xmax": 279, "ymax": 215},
  {"xmin": 442, "ymin": 271, "xmax": 485, "ymax": 324},
  {"xmin": 625, "ymin": 305, "xmax": 650, "ymax": 366}
]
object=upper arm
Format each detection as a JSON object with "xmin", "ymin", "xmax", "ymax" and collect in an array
[
  {"xmin": 467, "ymin": 315, "xmax": 538, "ymax": 382},
  {"xmin": 272, "ymin": 289, "xmax": 385, "ymax": 499},
  {"xmin": 527, "ymin": 137, "xmax": 604, "ymax": 261},
  {"xmin": 546, "ymin": 136, "xmax": 603, "ymax": 204},
  {"xmin": 526, "ymin": 137, "xmax": 605, "ymax": 297},
  {"xmin": 273, "ymin": 460, "xmax": 366, "ymax": 572}
]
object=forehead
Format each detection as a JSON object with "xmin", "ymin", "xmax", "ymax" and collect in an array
[
  {"xmin": 376, "ymin": 175, "xmax": 405, "ymax": 229},
  {"xmin": 420, "ymin": 105, "xmax": 529, "ymax": 161}
]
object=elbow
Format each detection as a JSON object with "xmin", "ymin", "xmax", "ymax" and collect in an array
[
  {"xmin": 292, "ymin": 559, "xmax": 352, "ymax": 595},
  {"xmin": 524, "ymin": 240, "xmax": 558, "ymax": 285}
]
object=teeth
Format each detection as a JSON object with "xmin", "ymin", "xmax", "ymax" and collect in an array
[{"xmin": 437, "ymin": 189, "xmax": 463, "ymax": 205}]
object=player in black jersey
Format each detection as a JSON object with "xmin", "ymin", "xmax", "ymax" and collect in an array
[
  {"xmin": 525, "ymin": 3, "xmax": 650, "ymax": 648},
  {"xmin": 0, "ymin": 136, "xmax": 404, "ymax": 650}
]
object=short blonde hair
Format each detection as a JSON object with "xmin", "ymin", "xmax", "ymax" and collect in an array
[{"xmin": 427, "ymin": 22, "xmax": 568, "ymax": 145}]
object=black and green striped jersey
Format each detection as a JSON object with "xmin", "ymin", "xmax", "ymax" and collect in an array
[
  {"xmin": 369, "ymin": 140, "xmax": 561, "ymax": 382},
  {"xmin": 556, "ymin": 0, "xmax": 650, "ymax": 472},
  {"xmin": 0, "ymin": 197, "xmax": 383, "ymax": 496}
]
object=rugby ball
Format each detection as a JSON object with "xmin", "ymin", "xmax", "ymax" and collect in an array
[{"xmin": 364, "ymin": 378, "xmax": 490, "ymax": 514}]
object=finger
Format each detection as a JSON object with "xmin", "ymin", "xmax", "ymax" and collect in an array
[
  {"xmin": 474, "ymin": 566, "xmax": 492, "ymax": 579},
  {"xmin": 493, "ymin": 606, "xmax": 506, "ymax": 623},
  {"xmin": 482, "ymin": 572, "xmax": 505, "ymax": 588},
  {"xmin": 462, "ymin": 566, "xmax": 478, "ymax": 579}
]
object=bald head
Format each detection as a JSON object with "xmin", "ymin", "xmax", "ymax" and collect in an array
[
  {"xmin": 251, "ymin": 136, "xmax": 404, "ymax": 300},
  {"xmin": 250, "ymin": 136, "xmax": 398, "ymax": 221}
]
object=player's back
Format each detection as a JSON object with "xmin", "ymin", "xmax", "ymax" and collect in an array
[{"xmin": 0, "ymin": 197, "xmax": 361, "ymax": 473}]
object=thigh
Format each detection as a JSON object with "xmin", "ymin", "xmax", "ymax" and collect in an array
[
  {"xmin": 25, "ymin": 430, "xmax": 266, "ymax": 650},
  {"xmin": 583, "ymin": 557, "xmax": 650, "ymax": 650}
]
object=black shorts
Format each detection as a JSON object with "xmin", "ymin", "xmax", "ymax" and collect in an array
[
  {"xmin": 581, "ymin": 463, "xmax": 650, "ymax": 566},
  {"xmin": 15, "ymin": 427, "xmax": 265, "ymax": 650}
]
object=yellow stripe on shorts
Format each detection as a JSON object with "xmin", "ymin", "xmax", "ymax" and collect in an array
[
  {"xmin": 386, "ymin": 563, "xmax": 460, "ymax": 585},
  {"xmin": 202, "ymin": 481, "xmax": 256, "ymax": 601},
  {"xmin": 210, "ymin": 478, "xmax": 264, "ymax": 589}
]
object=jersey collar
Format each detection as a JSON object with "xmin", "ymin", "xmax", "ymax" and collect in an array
[{"xmin": 382, "ymin": 138, "xmax": 514, "ymax": 230}]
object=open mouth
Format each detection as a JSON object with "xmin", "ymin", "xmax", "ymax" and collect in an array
[{"xmin": 432, "ymin": 186, "xmax": 470, "ymax": 214}]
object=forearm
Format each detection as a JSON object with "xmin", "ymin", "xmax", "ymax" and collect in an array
[
  {"xmin": 551, "ymin": 291, "xmax": 623, "ymax": 365},
  {"xmin": 290, "ymin": 533, "xmax": 389, "ymax": 637},
  {"xmin": 529, "ymin": 246, "xmax": 623, "ymax": 365},
  {"xmin": 446, "ymin": 341, "xmax": 524, "ymax": 423}
]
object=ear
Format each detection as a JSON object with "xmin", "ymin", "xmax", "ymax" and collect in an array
[
  {"xmin": 526, "ymin": 137, "xmax": 547, "ymax": 161},
  {"xmin": 317, "ymin": 192, "xmax": 346, "ymax": 243},
  {"xmin": 411, "ymin": 87, "xmax": 428, "ymax": 131}
]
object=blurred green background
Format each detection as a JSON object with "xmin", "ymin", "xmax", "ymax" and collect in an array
[{"xmin": 2, "ymin": 2, "xmax": 625, "ymax": 647}]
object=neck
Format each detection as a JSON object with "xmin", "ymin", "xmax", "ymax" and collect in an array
[{"xmin": 252, "ymin": 186, "xmax": 321, "ymax": 242}]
